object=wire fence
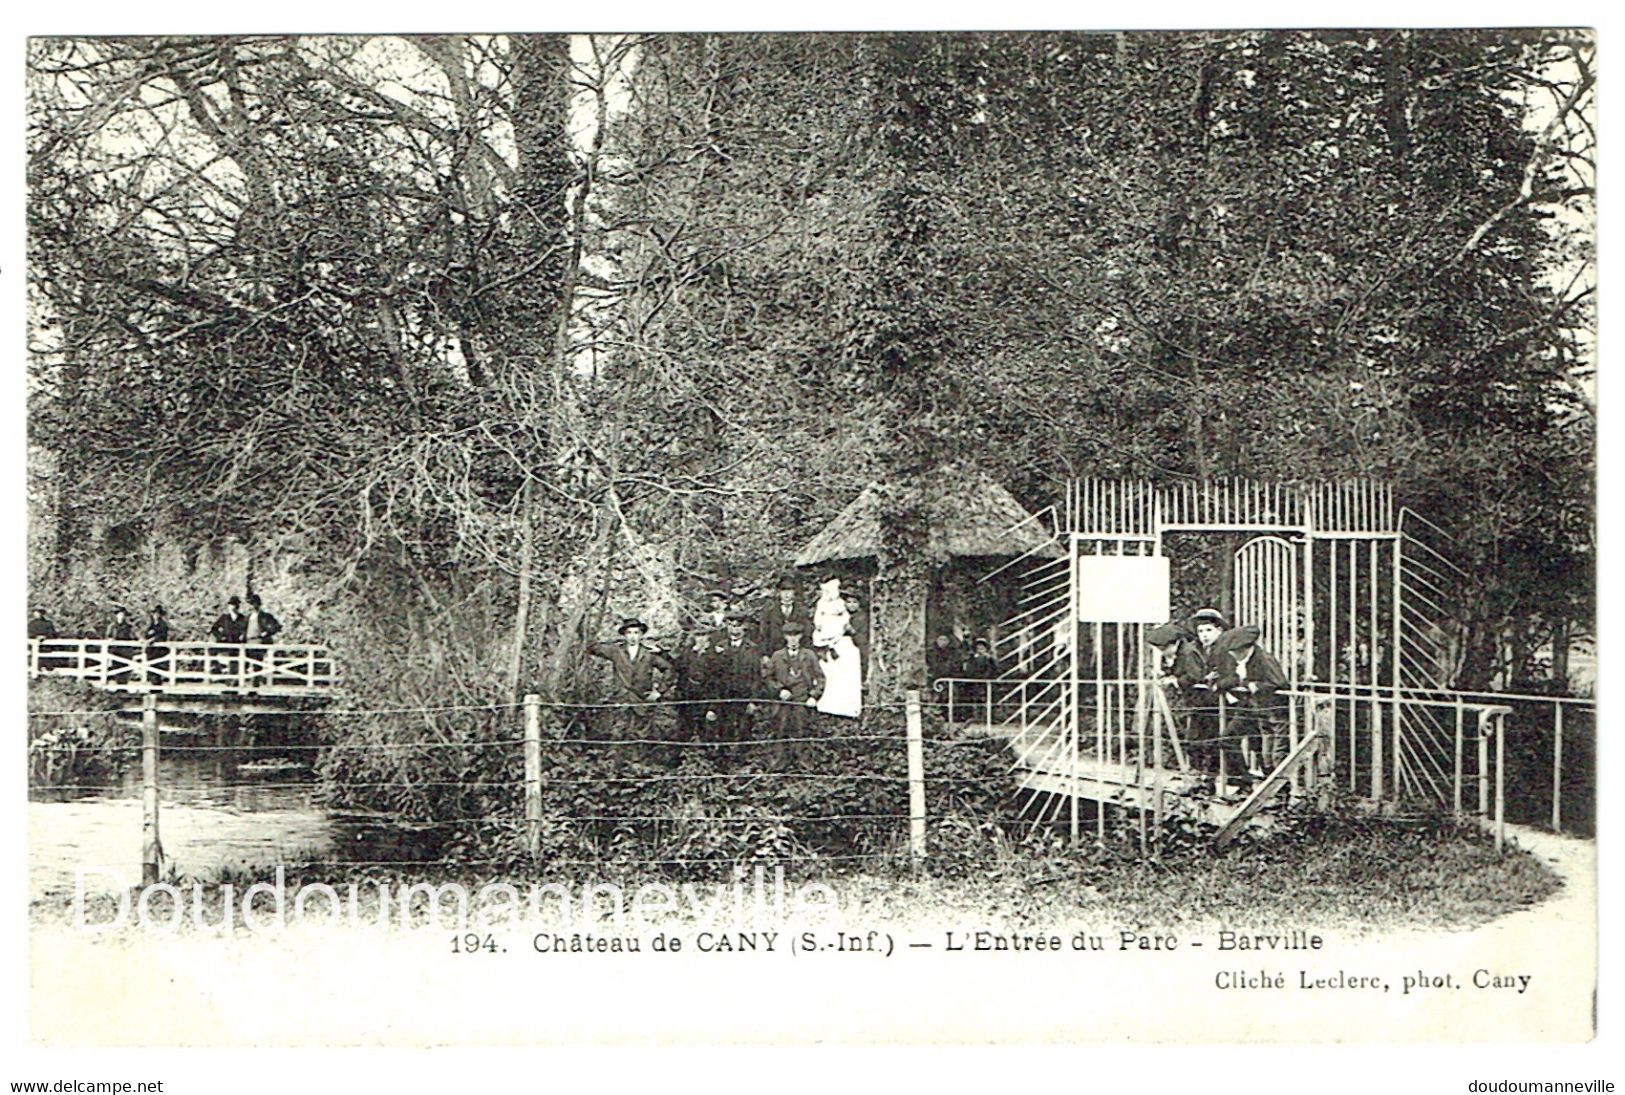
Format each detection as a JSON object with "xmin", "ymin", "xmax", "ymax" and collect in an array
[
  {"xmin": 26, "ymin": 689, "xmax": 1043, "ymax": 885},
  {"xmin": 28, "ymin": 671, "xmax": 1590, "ymax": 889}
]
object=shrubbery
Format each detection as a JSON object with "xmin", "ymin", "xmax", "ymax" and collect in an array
[{"xmin": 27, "ymin": 678, "xmax": 138, "ymax": 790}]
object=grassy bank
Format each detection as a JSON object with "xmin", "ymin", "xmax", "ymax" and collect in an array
[{"xmin": 32, "ymin": 810, "xmax": 1561, "ymax": 937}]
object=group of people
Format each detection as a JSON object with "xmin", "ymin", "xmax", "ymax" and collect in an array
[
  {"xmin": 928, "ymin": 632, "xmax": 1003, "ymax": 722},
  {"xmin": 1147, "ymin": 607, "xmax": 1288, "ymax": 796},
  {"xmin": 586, "ymin": 575, "xmax": 869, "ymax": 768},
  {"xmin": 29, "ymin": 595, "xmax": 283, "ymax": 648},
  {"xmin": 29, "ymin": 595, "xmax": 285, "ymax": 682}
]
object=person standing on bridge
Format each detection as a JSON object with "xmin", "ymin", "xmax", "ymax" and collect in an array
[
  {"xmin": 29, "ymin": 607, "xmax": 62, "ymax": 673},
  {"xmin": 210, "ymin": 596, "xmax": 247, "ymax": 679},
  {"xmin": 28, "ymin": 607, "xmax": 57, "ymax": 640},
  {"xmin": 244, "ymin": 593, "xmax": 283, "ymax": 685},
  {"xmin": 107, "ymin": 605, "xmax": 137, "ymax": 683},
  {"xmin": 211, "ymin": 597, "xmax": 246, "ymax": 644},
  {"xmin": 144, "ymin": 604, "xmax": 169, "ymax": 686}
]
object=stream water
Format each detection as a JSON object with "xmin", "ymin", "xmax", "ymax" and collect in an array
[{"xmin": 28, "ymin": 733, "xmax": 429, "ymax": 898}]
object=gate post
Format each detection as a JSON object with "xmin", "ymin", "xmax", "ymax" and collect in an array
[
  {"xmin": 1552, "ymin": 702, "xmax": 1564, "ymax": 832},
  {"xmin": 905, "ymin": 689, "xmax": 926, "ymax": 867},
  {"xmin": 523, "ymin": 694, "xmax": 542, "ymax": 861},
  {"xmin": 141, "ymin": 693, "xmax": 162, "ymax": 885}
]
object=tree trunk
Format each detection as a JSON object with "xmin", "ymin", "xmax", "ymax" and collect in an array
[{"xmin": 874, "ymin": 477, "xmax": 931, "ymax": 695}]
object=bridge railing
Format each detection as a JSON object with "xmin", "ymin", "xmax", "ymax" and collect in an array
[{"xmin": 28, "ymin": 638, "xmax": 337, "ymax": 694}]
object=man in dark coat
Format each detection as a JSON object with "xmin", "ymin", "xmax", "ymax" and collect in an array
[
  {"xmin": 211, "ymin": 597, "xmax": 247, "ymax": 643},
  {"xmin": 700, "ymin": 590, "xmax": 731, "ymax": 641},
  {"xmin": 840, "ymin": 588, "xmax": 869, "ymax": 671},
  {"xmin": 761, "ymin": 624, "xmax": 824, "ymax": 770},
  {"xmin": 1147, "ymin": 620, "xmax": 1204, "ymax": 727},
  {"xmin": 708, "ymin": 612, "xmax": 762, "ymax": 761},
  {"xmin": 927, "ymin": 632, "xmax": 964, "ymax": 720},
  {"xmin": 757, "ymin": 576, "xmax": 810, "ymax": 656},
  {"xmin": 244, "ymin": 593, "xmax": 283, "ymax": 685},
  {"xmin": 963, "ymin": 636, "xmax": 1000, "ymax": 725},
  {"xmin": 144, "ymin": 604, "xmax": 170, "ymax": 686},
  {"xmin": 1176, "ymin": 608, "xmax": 1228, "ymax": 780},
  {"xmin": 28, "ymin": 607, "xmax": 57, "ymax": 640},
  {"xmin": 29, "ymin": 608, "xmax": 60, "ymax": 672},
  {"xmin": 210, "ymin": 596, "xmax": 247, "ymax": 679},
  {"xmin": 589, "ymin": 618, "xmax": 674, "ymax": 760},
  {"xmin": 108, "ymin": 604, "xmax": 137, "ymax": 683},
  {"xmin": 672, "ymin": 624, "xmax": 718, "ymax": 747},
  {"xmin": 1214, "ymin": 624, "xmax": 1289, "ymax": 779}
]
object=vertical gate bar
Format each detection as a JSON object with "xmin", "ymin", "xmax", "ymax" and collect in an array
[
  {"xmin": 1369, "ymin": 539, "xmax": 1383, "ymax": 801},
  {"xmin": 1151, "ymin": 639, "xmax": 1162, "ymax": 855},
  {"xmin": 1116, "ymin": 539, "xmax": 1126, "ymax": 773},
  {"xmin": 1095, "ymin": 617, "xmax": 1105, "ymax": 844},
  {"xmin": 1069, "ymin": 536, "xmax": 1080, "ymax": 845},
  {"xmin": 1462, "ymin": 698, "xmax": 1475, "ymax": 809},
  {"xmin": 1392, "ymin": 536, "xmax": 1403, "ymax": 799},
  {"xmin": 1348, "ymin": 539, "xmax": 1357, "ymax": 791},
  {"xmin": 1477, "ymin": 714, "xmax": 1489, "ymax": 817}
]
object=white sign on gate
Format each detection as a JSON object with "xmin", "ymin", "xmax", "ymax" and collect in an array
[{"xmin": 1074, "ymin": 554, "xmax": 1171, "ymax": 623}]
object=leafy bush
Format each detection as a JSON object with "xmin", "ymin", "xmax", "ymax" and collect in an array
[{"xmin": 27, "ymin": 678, "xmax": 136, "ymax": 790}]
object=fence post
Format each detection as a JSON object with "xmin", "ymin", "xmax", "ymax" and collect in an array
[
  {"xmin": 1494, "ymin": 711, "xmax": 1506, "ymax": 853},
  {"xmin": 1477, "ymin": 712, "xmax": 1489, "ymax": 818},
  {"xmin": 524, "ymin": 694, "xmax": 542, "ymax": 861},
  {"xmin": 141, "ymin": 692, "xmax": 162, "ymax": 885},
  {"xmin": 905, "ymin": 688, "xmax": 926, "ymax": 868},
  {"xmin": 1552, "ymin": 702, "xmax": 1563, "ymax": 832}
]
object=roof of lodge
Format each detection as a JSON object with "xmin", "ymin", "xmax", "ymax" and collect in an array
[{"xmin": 793, "ymin": 471, "xmax": 1063, "ymax": 567}]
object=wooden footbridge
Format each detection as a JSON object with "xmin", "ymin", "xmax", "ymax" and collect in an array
[
  {"xmin": 957, "ymin": 478, "xmax": 1525, "ymax": 849},
  {"xmin": 28, "ymin": 638, "xmax": 337, "ymax": 712}
]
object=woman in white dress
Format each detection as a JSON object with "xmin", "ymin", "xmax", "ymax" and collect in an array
[{"xmin": 812, "ymin": 578, "xmax": 863, "ymax": 718}]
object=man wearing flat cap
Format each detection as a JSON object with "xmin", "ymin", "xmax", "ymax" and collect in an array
[
  {"xmin": 1178, "ymin": 608, "xmax": 1229, "ymax": 781},
  {"xmin": 761, "ymin": 623, "xmax": 824, "ymax": 770},
  {"xmin": 590, "ymin": 618, "xmax": 674, "ymax": 757},
  {"xmin": 1146, "ymin": 620, "xmax": 1205, "ymax": 752},
  {"xmin": 1213, "ymin": 624, "xmax": 1289, "ymax": 781}
]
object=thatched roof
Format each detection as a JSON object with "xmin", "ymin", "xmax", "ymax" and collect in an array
[{"xmin": 793, "ymin": 473, "xmax": 1062, "ymax": 568}]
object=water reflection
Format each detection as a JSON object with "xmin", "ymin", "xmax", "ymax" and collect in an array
[{"xmin": 29, "ymin": 733, "xmax": 366, "ymax": 897}]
